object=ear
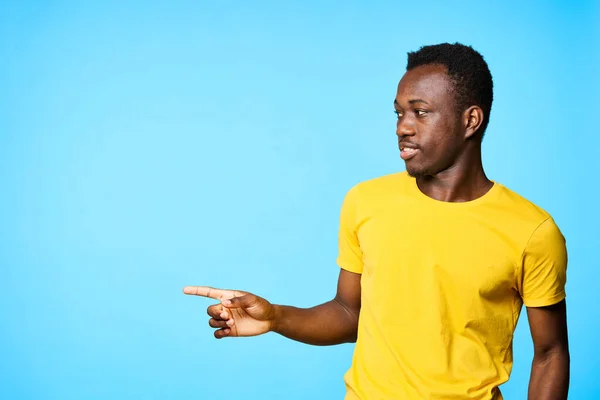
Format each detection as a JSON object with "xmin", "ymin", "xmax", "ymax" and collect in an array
[{"xmin": 463, "ymin": 106, "xmax": 484, "ymax": 139}]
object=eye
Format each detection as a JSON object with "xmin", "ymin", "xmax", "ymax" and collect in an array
[
  {"xmin": 415, "ymin": 109, "xmax": 428, "ymax": 117},
  {"xmin": 394, "ymin": 110, "xmax": 404, "ymax": 118}
]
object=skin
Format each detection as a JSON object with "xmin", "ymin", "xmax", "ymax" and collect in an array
[
  {"xmin": 394, "ymin": 64, "xmax": 492, "ymax": 201},
  {"xmin": 184, "ymin": 64, "xmax": 569, "ymax": 399},
  {"xmin": 527, "ymin": 301, "xmax": 570, "ymax": 400}
]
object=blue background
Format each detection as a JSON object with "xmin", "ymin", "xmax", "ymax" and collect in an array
[{"xmin": 1, "ymin": 1, "xmax": 598, "ymax": 398}]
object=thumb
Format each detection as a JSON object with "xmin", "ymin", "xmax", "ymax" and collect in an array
[{"xmin": 221, "ymin": 294, "xmax": 257, "ymax": 309}]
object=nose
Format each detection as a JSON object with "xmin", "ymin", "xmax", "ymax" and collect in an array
[{"xmin": 396, "ymin": 115, "xmax": 416, "ymax": 138}]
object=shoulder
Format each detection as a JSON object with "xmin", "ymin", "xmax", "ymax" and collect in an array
[
  {"xmin": 350, "ymin": 171, "xmax": 410, "ymax": 198},
  {"xmin": 491, "ymin": 182, "xmax": 567, "ymax": 255},
  {"xmin": 492, "ymin": 182, "xmax": 553, "ymax": 226}
]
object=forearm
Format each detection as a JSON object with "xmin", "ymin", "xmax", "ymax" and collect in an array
[
  {"xmin": 271, "ymin": 299, "xmax": 359, "ymax": 346},
  {"xmin": 528, "ymin": 348, "xmax": 570, "ymax": 400}
]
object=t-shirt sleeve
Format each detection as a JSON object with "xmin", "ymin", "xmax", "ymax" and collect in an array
[
  {"xmin": 518, "ymin": 217, "xmax": 568, "ymax": 307},
  {"xmin": 336, "ymin": 185, "xmax": 364, "ymax": 274}
]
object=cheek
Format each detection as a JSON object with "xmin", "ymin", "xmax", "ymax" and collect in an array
[
  {"xmin": 421, "ymin": 123, "xmax": 459, "ymax": 162},
  {"xmin": 421, "ymin": 124, "xmax": 448, "ymax": 152}
]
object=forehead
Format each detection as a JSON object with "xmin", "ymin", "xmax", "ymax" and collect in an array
[{"xmin": 396, "ymin": 64, "xmax": 454, "ymax": 104}]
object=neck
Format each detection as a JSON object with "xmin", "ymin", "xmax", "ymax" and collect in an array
[{"xmin": 416, "ymin": 146, "xmax": 493, "ymax": 203}]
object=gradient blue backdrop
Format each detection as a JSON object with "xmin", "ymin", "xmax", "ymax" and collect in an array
[{"xmin": 1, "ymin": 1, "xmax": 599, "ymax": 399}]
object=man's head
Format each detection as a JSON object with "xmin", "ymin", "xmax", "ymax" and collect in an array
[{"xmin": 395, "ymin": 43, "xmax": 493, "ymax": 178}]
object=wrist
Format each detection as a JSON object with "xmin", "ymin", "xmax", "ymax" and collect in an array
[{"xmin": 270, "ymin": 304, "xmax": 284, "ymax": 334}]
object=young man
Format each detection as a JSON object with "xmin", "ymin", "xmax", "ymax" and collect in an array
[{"xmin": 184, "ymin": 43, "xmax": 569, "ymax": 400}]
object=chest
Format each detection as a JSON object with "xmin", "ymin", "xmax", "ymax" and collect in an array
[{"xmin": 357, "ymin": 205, "xmax": 521, "ymax": 304}]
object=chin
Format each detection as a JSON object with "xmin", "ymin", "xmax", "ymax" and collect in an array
[{"xmin": 406, "ymin": 165, "xmax": 428, "ymax": 179}]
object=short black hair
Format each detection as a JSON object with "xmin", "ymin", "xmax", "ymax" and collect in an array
[{"xmin": 407, "ymin": 42, "xmax": 494, "ymax": 138}]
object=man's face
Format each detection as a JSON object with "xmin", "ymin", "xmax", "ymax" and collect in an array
[{"xmin": 394, "ymin": 64, "xmax": 464, "ymax": 178}]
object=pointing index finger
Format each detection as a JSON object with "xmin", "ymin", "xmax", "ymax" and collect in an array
[{"xmin": 183, "ymin": 286, "xmax": 226, "ymax": 299}]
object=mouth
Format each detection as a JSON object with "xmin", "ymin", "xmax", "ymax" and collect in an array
[{"xmin": 399, "ymin": 145, "xmax": 420, "ymax": 161}]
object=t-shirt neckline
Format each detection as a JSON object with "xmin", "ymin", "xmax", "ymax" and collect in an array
[{"xmin": 409, "ymin": 175, "xmax": 499, "ymax": 207}]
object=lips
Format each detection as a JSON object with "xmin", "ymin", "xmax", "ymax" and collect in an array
[
  {"xmin": 399, "ymin": 142, "xmax": 420, "ymax": 161},
  {"xmin": 400, "ymin": 147, "xmax": 419, "ymax": 160}
]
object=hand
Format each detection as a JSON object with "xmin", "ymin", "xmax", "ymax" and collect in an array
[{"xmin": 183, "ymin": 286, "xmax": 277, "ymax": 339}]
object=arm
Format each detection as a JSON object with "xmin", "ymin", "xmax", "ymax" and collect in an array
[
  {"xmin": 272, "ymin": 268, "xmax": 361, "ymax": 345},
  {"xmin": 526, "ymin": 300, "xmax": 570, "ymax": 400},
  {"xmin": 183, "ymin": 268, "xmax": 362, "ymax": 346}
]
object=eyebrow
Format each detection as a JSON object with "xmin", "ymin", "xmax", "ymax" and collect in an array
[
  {"xmin": 393, "ymin": 99, "xmax": 431, "ymax": 106},
  {"xmin": 409, "ymin": 99, "xmax": 430, "ymax": 105}
]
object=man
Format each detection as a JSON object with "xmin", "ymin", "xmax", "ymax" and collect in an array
[{"xmin": 183, "ymin": 43, "xmax": 569, "ymax": 399}]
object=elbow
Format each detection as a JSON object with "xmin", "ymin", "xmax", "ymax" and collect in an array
[{"xmin": 332, "ymin": 298, "xmax": 360, "ymax": 343}]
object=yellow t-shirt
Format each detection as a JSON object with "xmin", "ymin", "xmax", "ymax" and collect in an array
[{"xmin": 337, "ymin": 172, "xmax": 567, "ymax": 400}]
